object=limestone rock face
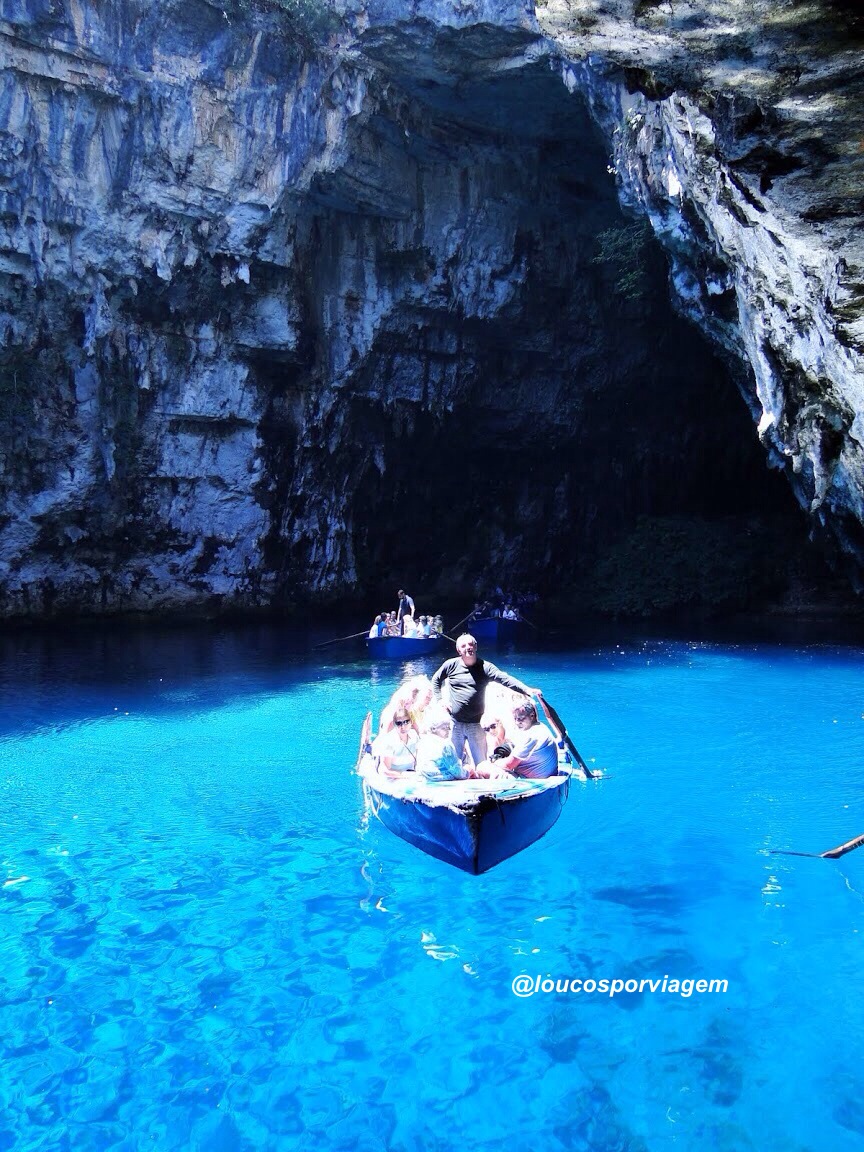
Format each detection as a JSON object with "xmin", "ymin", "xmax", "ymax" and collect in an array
[
  {"xmin": 539, "ymin": 0, "xmax": 864, "ymax": 581},
  {"xmin": 0, "ymin": 0, "xmax": 859, "ymax": 616}
]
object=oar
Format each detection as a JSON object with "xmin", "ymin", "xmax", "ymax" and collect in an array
[
  {"xmin": 313, "ymin": 629, "xmax": 370, "ymax": 650},
  {"xmin": 355, "ymin": 712, "xmax": 373, "ymax": 773},
  {"xmin": 771, "ymin": 833, "xmax": 864, "ymax": 860},
  {"xmin": 538, "ymin": 696, "xmax": 600, "ymax": 780}
]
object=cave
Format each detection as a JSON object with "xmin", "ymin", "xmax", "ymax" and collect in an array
[{"xmin": 0, "ymin": 0, "xmax": 857, "ymax": 619}]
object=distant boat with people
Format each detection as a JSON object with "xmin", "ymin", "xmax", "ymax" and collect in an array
[
  {"xmin": 462, "ymin": 593, "xmax": 535, "ymax": 644},
  {"xmin": 467, "ymin": 615, "xmax": 526, "ymax": 643},
  {"xmin": 365, "ymin": 598, "xmax": 447, "ymax": 658},
  {"xmin": 366, "ymin": 634, "xmax": 447, "ymax": 659}
]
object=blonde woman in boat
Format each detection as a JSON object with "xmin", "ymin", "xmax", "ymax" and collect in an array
[
  {"xmin": 373, "ymin": 707, "xmax": 418, "ymax": 777},
  {"xmin": 379, "ymin": 674, "xmax": 433, "ymax": 734}
]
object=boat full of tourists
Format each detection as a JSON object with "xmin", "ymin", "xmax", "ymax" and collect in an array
[
  {"xmin": 461, "ymin": 593, "xmax": 535, "ymax": 645},
  {"xmin": 366, "ymin": 634, "xmax": 447, "ymax": 659},
  {"xmin": 358, "ymin": 723, "xmax": 573, "ymax": 873},
  {"xmin": 365, "ymin": 605, "xmax": 447, "ymax": 659}
]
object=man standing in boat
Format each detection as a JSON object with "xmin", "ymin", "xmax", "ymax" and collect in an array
[
  {"xmin": 396, "ymin": 588, "xmax": 415, "ymax": 635},
  {"xmin": 431, "ymin": 634, "xmax": 542, "ymax": 769}
]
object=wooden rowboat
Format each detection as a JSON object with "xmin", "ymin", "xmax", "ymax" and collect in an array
[
  {"xmin": 366, "ymin": 635, "xmax": 447, "ymax": 659},
  {"xmin": 355, "ymin": 714, "xmax": 573, "ymax": 873},
  {"xmin": 466, "ymin": 616, "xmax": 525, "ymax": 644}
]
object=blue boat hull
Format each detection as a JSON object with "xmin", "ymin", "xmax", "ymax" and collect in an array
[
  {"xmin": 364, "ymin": 775, "xmax": 571, "ymax": 874},
  {"xmin": 466, "ymin": 617, "xmax": 524, "ymax": 643},
  {"xmin": 366, "ymin": 636, "xmax": 446, "ymax": 659}
]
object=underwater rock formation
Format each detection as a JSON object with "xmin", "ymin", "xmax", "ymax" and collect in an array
[{"xmin": 0, "ymin": 0, "xmax": 859, "ymax": 617}]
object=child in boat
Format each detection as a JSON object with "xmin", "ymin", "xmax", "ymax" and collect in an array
[{"xmin": 415, "ymin": 706, "xmax": 471, "ymax": 781}]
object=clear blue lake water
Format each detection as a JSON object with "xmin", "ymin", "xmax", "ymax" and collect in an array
[{"xmin": 2, "ymin": 622, "xmax": 864, "ymax": 1151}]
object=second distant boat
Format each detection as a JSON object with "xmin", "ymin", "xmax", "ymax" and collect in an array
[{"xmin": 465, "ymin": 616, "xmax": 526, "ymax": 644}]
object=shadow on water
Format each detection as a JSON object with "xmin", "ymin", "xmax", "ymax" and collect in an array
[{"xmin": 0, "ymin": 619, "xmax": 385, "ymax": 740}]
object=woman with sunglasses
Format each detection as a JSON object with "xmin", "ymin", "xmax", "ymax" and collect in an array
[{"xmin": 375, "ymin": 707, "xmax": 418, "ymax": 776}]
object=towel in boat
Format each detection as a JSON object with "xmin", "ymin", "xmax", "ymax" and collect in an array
[{"xmin": 358, "ymin": 757, "xmax": 570, "ymax": 807}]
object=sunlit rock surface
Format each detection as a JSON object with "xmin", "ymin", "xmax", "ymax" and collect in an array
[{"xmin": 0, "ymin": 0, "xmax": 859, "ymax": 617}]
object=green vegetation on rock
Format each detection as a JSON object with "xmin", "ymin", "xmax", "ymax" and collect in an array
[
  {"xmin": 582, "ymin": 514, "xmax": 801, "ymax": 617},
  {"xmin": 220, "ymin": 0, "xmax": 343, "ymax": 45},
  {"xmin": 592, "ymin": 220, "xmax": 653, "ymax": 301}
]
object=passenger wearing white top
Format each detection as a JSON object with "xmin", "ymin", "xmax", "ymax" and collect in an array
[{"xmin": 374, "ymin": 707, "xmax": 418, "ymax": 775}]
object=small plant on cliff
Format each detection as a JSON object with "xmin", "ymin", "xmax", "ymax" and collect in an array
[
  {"xmin": 221, "ymin": 0, "xmax": 342, "ymax": 45},
  {"xmin": 592, "ymin": 220, "xmax": 653, "ymax": 301}
]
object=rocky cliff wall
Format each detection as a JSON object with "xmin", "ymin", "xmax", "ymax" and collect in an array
[
  {"xmin": 540, "ymin": 0, "xmax": 864, "ymax": 585},
  {"xmin": 0, "ymin": 0, "xmax": 856, "ymax": 617}
]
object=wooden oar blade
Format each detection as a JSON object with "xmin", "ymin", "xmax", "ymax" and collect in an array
[
  {"xmin": 355, "ymin": 712, "xmax": 373, "ymax": 773},
  {"xmin": 769, "ymin": 849, "xmax": 823, "ymax": 858},
  {"xmin": 770, "ymin": 833, "xmax": 864, "ymax": 860},
  {"xmin": 314, "ymin": 629, "xmax": 370, "ymax": 650},
  {"xmin": 821, "ymin": 833, "xmax": 864, "ymax": 859}
]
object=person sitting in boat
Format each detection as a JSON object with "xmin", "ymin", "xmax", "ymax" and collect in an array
[
  {"xmin": 480, "ymin": 712, "xmax": 512, "ymax": 762},
  {"xmin": 430, "ymin": 634, "xmax": 543, "ymax": 769},
  {"xmin": 384, "ymin": 611, "xmax": 400, "ymax": 637},
  {"xmin": 415, "ymin": 706, "xmax": 471, "ymax": 782},
  {"xmin": 380, "ymin": 674, "xmax": 432, "ymax": 733},
  {"xmin": 368, "ymin": 614, "xmax": 385, "ymax": 638},
  {"xmin": 373, "ymin": 707, "xmax": 418, "ymax": 776},
  {"xmin": 403, "ymin": 614, "xmax": 419, "ymax": 637},
  {"xmin": 494, "ymin": 700, "xmax": 557, "ymax": 778},
  {"xmin": 432, "ymin": 615, "xmax": 444, "ymax": 636}
]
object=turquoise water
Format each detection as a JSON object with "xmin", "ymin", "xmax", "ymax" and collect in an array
[{"xmin": 2, "ymin": 627, "xmax": 864, "ymax": 1150}]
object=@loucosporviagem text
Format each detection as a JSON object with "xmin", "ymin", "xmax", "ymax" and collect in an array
[{"xmin": 511, "ymin": 974, "xmax": 729, "ymax": 998}]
